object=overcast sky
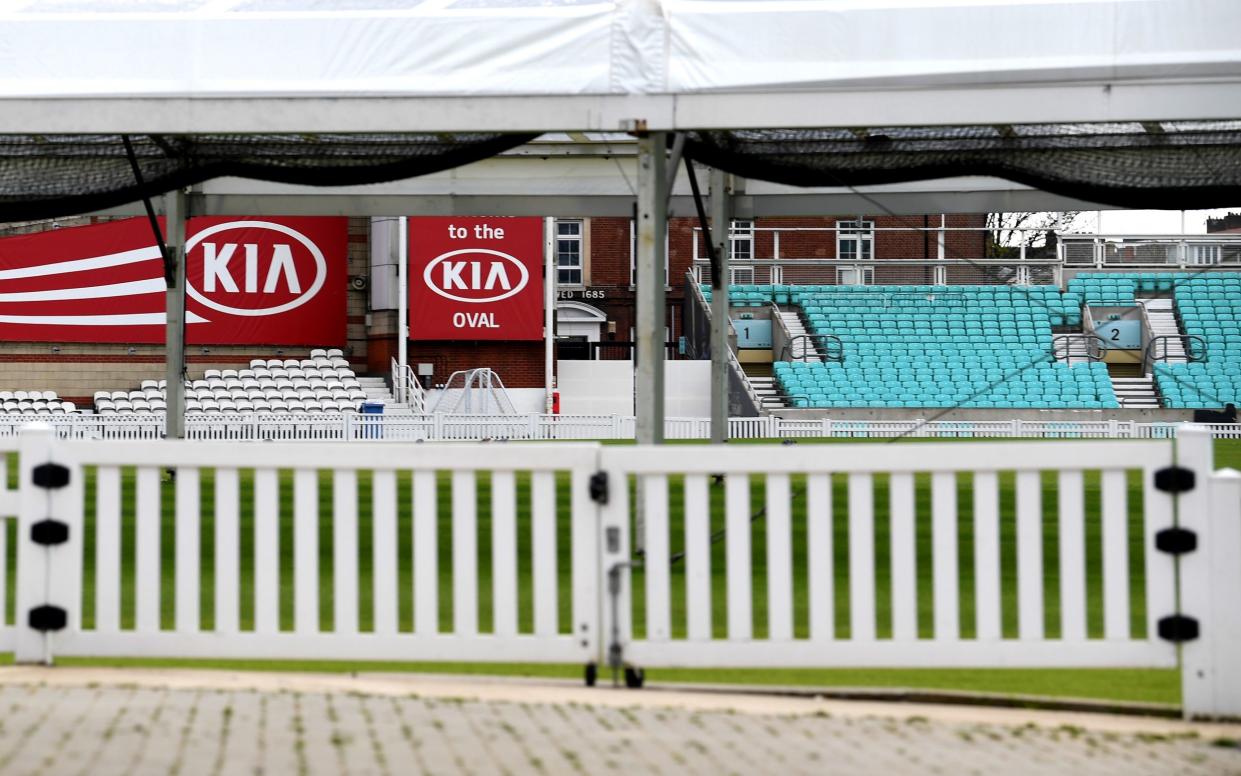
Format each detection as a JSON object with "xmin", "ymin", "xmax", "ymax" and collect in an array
[{"xmin": 1087, "ymin": 207, "xmax": 1241, "ymax": 235}]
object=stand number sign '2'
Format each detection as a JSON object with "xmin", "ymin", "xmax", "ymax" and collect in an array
[{"xmin": 409, "ymin": 217, "xmax": 544, "ymax": 341}]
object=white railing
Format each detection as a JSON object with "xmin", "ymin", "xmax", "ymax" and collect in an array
[
  {"xmin": 1060, "ymin": 234, "xmax": 1241, "ymax": 267},
  {"xmin": 1, "ymin": 413, "xmax": 1237, "ymax": 441},
  {"xmin": 601, "ymin": 436, "xmax": 1188, "ymax": 668},
  {"xmin": 13, "ymin": 426, "xmax": 599, "ymax": 663},
  {"xmin": 390, "ymin": 356, "xmax": 427, "ymax": 413},
  {"xmin": 5, "ymin": 424, "xmax": 1241, "ymax": 717},
  {"xmin": 0, "ymin": 435, "xmax": 18, "ymax": 652}
]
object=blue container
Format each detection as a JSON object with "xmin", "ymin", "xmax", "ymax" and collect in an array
[{"xmin": 361, "ymin": 401, "xmax": 384, "ymax": 439}]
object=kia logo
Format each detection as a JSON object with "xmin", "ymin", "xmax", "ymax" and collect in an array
[
  {"xmin": 185, "ymin": 221, "xmax": 327, "ymax": 317},
  {"xmin": 422, "ymin": 248, "xmax": 529, "ymax": 304}
]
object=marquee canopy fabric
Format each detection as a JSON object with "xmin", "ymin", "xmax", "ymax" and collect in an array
[
  {"xmin": 1, "ymin": 0, "xmax": 1237, "ymax": 99},
  {"xmin": 1, "ymin": 1, "xmax": 1240, "ymax": 221}
]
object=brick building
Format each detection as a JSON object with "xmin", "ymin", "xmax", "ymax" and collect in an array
[{"xmin": 0, "ymin": 213, "xmax": 986, "ymax": 403}]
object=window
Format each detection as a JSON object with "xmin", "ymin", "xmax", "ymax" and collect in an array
[
  {"xmin": 730, "ymin": 219, "xmax": 754, "ymax": 260},
  {"xmin": 1190, "ymin": 244, "xmax": 1222, "ymax": 265},
  {"xmin": 730, "ymin": 266, "xmax": 755, "ymax": 284},
  {"xmin": 629, "ymin": 220, "xmax": 670, "ymax": 286},
  {"xmin": 557, "ymin": 220, "xmax": 583, "ymax": 285},
  {"xmin": 837, "ymin": 219, "xmax": 875, "ymax": 262},
  {"xmin": 837, "ymin": 266, "xmax": 874, "ymax": 285}
]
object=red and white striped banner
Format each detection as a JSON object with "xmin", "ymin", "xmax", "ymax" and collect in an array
[{"xmin": 0, "ymin": 216, "xmax": 347, "ymax": 344}]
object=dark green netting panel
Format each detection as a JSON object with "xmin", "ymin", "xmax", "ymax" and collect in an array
[
  {"xmin": 0, "ymin": 132, "xmax": 537, "ymax": 221},
  {"xmin": 684, "ymin": 121, "xmax": 1241, "ymax": 209}
]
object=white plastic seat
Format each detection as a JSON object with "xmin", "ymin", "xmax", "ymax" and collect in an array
[
  {"xmin": 266, "ymin": 358, "xmax": 283, "ymax": 368},
  {"xmin": 41, "ymin": 390, "xmax": 58, "ymax": 401},
  {"xmin": 251, "ymin": 359, "xmax": 267, "ymax": 370},
  {"xmin": 158, "ymin": 380, "xmax": 167, "ymax": 389},
  {"xmin": 204, "ymin": 369, "xmax": 222, "ymax": 380},
  {"xmin": 0, "ymin": 391, "xmax": 12, "ymax": 402},
  {"xmin": 132, "ymin": 399, "xmax": 151, "ymax": 411},
  {"xmin": 222, "ymin": 369, "xmax": 239, "ymax": 380},
  {"xmin": 140, "ymin": 379, "xmax": 158, "ymax": 391},
  {"xmin": 326, "ymin": 348, "xmax": 344, "ymax": 359},
  {"xmin": 310, "ymin": 348, "xmax": 328, "ymax": 359},
  {"xmin": 14, "ymin": 391, "xmax": 29, "ymax": 401},
  {"xmin": 114, "ymin": 399, "xmax": 133, "ymax": 412}
]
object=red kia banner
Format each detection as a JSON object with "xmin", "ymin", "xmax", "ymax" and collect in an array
[
  {"xmin": 409, "ymin": 217, "xmax": 543, "ymax": 341},
  {"xmin": 0, "ymin": 216, "xmax": 347, "ymax": 345}
]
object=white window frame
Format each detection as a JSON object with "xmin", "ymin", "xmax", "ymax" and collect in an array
[
  {"xmin": 729, "ymin": 266, "xmax": 755, "ymax": 284},
  {"xmin": 837, "ymin": 219, "xmax": 875, "ymax": 262},
  {"xmin": 730, "ymin": 219, "xmax": 754, "ymax": 261},
  {"xmin": 556, "ymin": 219, "xmax": 584, "ymax": 286},
  {"xmin": 1189, "ymin": 244, "xmax": 1222, "ymax": 265},
  {"xmin": 837, "ymin": 266, "xmax": 875, "ymax": 285}
]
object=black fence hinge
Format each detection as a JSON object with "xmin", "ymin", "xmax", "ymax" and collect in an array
[
  {"xmin": 589, "ymin": 471, "xmax": 609, "ymax": 505},
  {"xmin": 30, "ymin": 519, "xmax": 69, "ymax": 546},
  {"xmin": 1154, "ymin": 466, "xmax": 1195, "ymax": 494},
  {"xmin": 31, "ymin": 463, "xmax": 70, "ymax": 490},
  {"xmin": 1157, "ymin": 614, "xmax": 1200, "ymax": 643},
  {"xmin": 28, "ymin": 605, "xmax": 67, "ymax": 632},
  {"xmin": 1154, "ymin": 527, "xmax": 1197, "ymax": 555}
]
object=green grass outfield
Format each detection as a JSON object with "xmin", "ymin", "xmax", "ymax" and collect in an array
[{"xmin": 5, "ymin": 437, "xmax": 1236, "ymax": 706}]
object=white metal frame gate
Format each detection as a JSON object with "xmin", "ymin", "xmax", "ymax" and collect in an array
[{"xmin": 4, "ymin": 425, "xmax": 1240, "ymax": 718}]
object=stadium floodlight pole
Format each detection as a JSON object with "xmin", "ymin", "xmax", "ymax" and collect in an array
[
  {"xmin": 708, "ymin": 167, "xmax": 732, "ymax": 443},
  {"xmin": 635, "ymin": 132, "xmax": 668, "ymax": 447},
  {"xmin": 544, "ymin": 217, "xmax": 556, "ymax": 414},
  {"xmin": 398, "ymin": 216, "xmax": 408, "ymax": 404},
  {"xmin": 164, "ymin": 188, "xmax": 187, "ymax": 440}
]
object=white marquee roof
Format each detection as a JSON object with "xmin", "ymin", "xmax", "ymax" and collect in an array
[{"xmin": 2, "ymin": 0, "xmax": 1240, "ymax": 132}]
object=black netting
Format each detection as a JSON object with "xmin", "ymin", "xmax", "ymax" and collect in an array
[
  {"xmin": 0, "ymin": 132, "xmax": 538, "ymax": 222},
  {"xmin": 684, "ymin": 122, "xmax": 1241, "ymax": 209}
]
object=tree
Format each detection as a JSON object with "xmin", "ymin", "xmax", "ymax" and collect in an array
[{"xmin": 986, "ymin": 211, "xmax": 1087, "ymax": 259}]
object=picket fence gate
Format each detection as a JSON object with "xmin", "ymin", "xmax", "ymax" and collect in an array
[{"xmin": 0, "ymin": 423, "xmax": 1238, "ymax": 718}]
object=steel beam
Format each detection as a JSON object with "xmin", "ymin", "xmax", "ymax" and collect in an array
[
  {"xmin": 709, "ymin": 168, "xmax": 731, "ymax": 444},
  {"xmin": 5, "ymin": 79, "xmax": 1241, "ymax": 133},
  {"xmin": 634, "ymin": 133, "xmax": 667, "ymax": 446},
  {"xmin": 164, "ymin": 189, "xmax": 187, "ymax": 440}
]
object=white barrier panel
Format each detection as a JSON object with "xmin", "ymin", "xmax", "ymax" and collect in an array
[
  {"xmin": 598, "ymin": 437, "xmax": 1185, "ymax": 669},
  {"xmin": 12, "ymin": 428, "xmax": 599, "ymax": 664}
]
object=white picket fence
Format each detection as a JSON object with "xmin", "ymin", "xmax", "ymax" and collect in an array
[
  {"xmin": 1, "ymin": 424, "xmax": 1239, "ymax": 717},
  {"xmin": 0, "ymin": 412, "xmax": 1237, "ymax": 441}
]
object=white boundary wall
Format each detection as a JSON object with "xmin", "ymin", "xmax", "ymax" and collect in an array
[{"xmin": 1, "ymin": 413, "xmax": 1239, "ymax": 441}]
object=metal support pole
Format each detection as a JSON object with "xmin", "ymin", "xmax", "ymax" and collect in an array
[
  {"xmin": 709, "ymin": 167, "xmax": 732, "ymax": 444},
  {"xmin": 164, "ymin": 189, "xmax": 187, "ymax": 440},
  {"xmin": 544, "ymin": 216, "xmax": 556, "ymax": 414},
  {"xmin": 634, "ymin": 133, "xmax": 667, "ymax": 446},
  {"xmin": 398, "ymin": 216, "xmax": 408, "ymax": 403}
]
